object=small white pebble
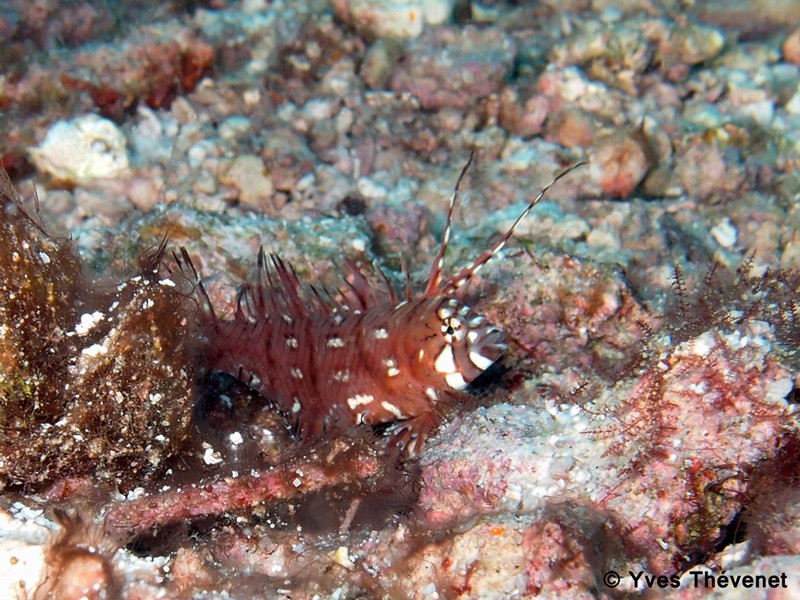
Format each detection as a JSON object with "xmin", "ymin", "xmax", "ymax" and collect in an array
[
  {"xmin": 710, "ymin": 218, "xmax": 737, "ymax": 249},
  {"xmin": 74, "ymin": 311, "xmax": 105, "ymax": 336},
  {"xmin": 332, "ymin": 546, "xmax": 355, "ymax": 570},
  {"xmin": 357, "ymin": 177, "xmax": 388, "ymax": 199},
  {"xmin": 203, "ymin": 447, "xmax": 223, "ymax": 465},
  {"xmin": 126, "ymin": 487, "xmax": 146, "ymax": 501},
  {"xmin": 81, "ymin": 343, "xmax": 108, "ymax": 358},
  {"xmin": 691, "ymin": 331, "xmax": 717, "ymax": 357}
]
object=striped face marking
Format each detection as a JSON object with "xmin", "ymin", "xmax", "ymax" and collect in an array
[
  {"xmin": 434, "ymin": 345, "xmax": 457, "ymax": 375},
  {"xmin": 441, "ymin": 316, "xmax": 465, "ymax": 344},
  {"xmin": 445, "ymin": 372, "xmax": 468, "ymax": 390},
  {"xmin": 429, "ymin": 298, "xmax": 508, "ymax": 390},
  {"xmin": 469, "ymin": 350, "xmax": 495, "ymax": 371}
]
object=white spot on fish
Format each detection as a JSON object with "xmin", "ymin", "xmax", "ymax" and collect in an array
[
  {"xmin": 327, "ymin": 337, "xmax": 345, "ymax": 348},
  {"xmin": 381, "ymin": 401, "xmax": 405, "ymax": 419},
  {"xmin": 332, "ymin": 370, "xmax": 351, "ymax": 382},
  {"xmin": 292, "ymin": 397, "xmax": 301, "ymax": 413},
  {"xmin": 290, "ymin": 368, "xmax": 303, "ymax": 379},
  {"xmin": 374, "ymin": 328, "xmax": 388, "ymax": 339},
  {"xmin": 347, "ymin": 394, "xmax": 374, "ymax": 409},
  {"xmin": 285, "ymin": 337, "xmax": 298, "ymax": 348},
  {"xmin": 384, "ymin": 357, "xmax": 400, "ymax": 377},
  {"xmin": 434, "ymin": 345, "xmax": 456, "ymax": 374}
]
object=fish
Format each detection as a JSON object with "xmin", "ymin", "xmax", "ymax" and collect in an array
[{"xmin": 180, "ymin": 156, "xmax": 581, "ymax": 457}]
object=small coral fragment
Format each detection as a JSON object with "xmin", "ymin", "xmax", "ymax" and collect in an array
[{"xmin": 105, "ymin": 438, "xmax": 384, "ymax": 535}]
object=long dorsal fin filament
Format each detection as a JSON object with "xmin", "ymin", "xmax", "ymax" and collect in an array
[
  {"xmin": 424, "ymin": 151, "xmax": 475, "ymax": 297},
  {"xmin": 439, "ymin": 161, "xmax": 586, "ymax": 295}
]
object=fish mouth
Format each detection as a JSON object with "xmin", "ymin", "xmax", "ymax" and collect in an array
[
  {"xmin": 481, "ymin": 327, "xmax": 507, "ymax": 358},
  {"xmin": 465, "ymin": 326, "xmax": 506, "ymax": 375}
]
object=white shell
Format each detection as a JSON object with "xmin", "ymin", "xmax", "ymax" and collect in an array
[{"xmin": 30, "ymin": 114, "xmax": 130, "ymax": 184}]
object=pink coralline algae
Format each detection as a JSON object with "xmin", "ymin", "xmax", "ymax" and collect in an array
[
  {"xmin": 416, "ymin": 264, "xmax": 797, "ymax": 585},
  {"xmin": 416, "ymin": 322, "xmax": 794, "ymax": 578},
  {"xmin": 479, "ymin": 251, "xmax": 651, "ymax": 375}
]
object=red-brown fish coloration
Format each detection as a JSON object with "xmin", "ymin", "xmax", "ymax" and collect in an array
[{"xmin": 181, "ymin": 157, "xmax": 582, "ymax": 456}]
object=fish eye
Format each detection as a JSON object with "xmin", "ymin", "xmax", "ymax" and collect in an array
[{"xmin": 441, "ymin": 316, "xmax": 465, "ymax": 343}]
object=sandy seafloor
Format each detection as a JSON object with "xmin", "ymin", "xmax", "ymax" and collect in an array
[{"xmin": 1, "ymin": 0, "xmax": 800, "ymax": 598}]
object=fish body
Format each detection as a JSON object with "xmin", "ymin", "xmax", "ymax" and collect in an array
[
  {"xmin": 185, "ymin": 157, "xmax": 580, "ymax": 456},
  {"xmin": 206, "ymin": 257, "xmax": 504, "ymax": 456}
]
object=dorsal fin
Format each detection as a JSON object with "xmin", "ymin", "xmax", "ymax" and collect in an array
[
  {"xmin": 342, "ymin": 258, "xmax": 397, "ymax": 311},
  {"xmin": 173, "ymin": 246, "xmax": 218, "ymax": 325},
  {"xmin": 439, "ymin": 161, "xmax": 586, "ymax": 295},
  {"xmin": 424, "ymin": 152, "xmax": 475, "ymax": 296}
]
